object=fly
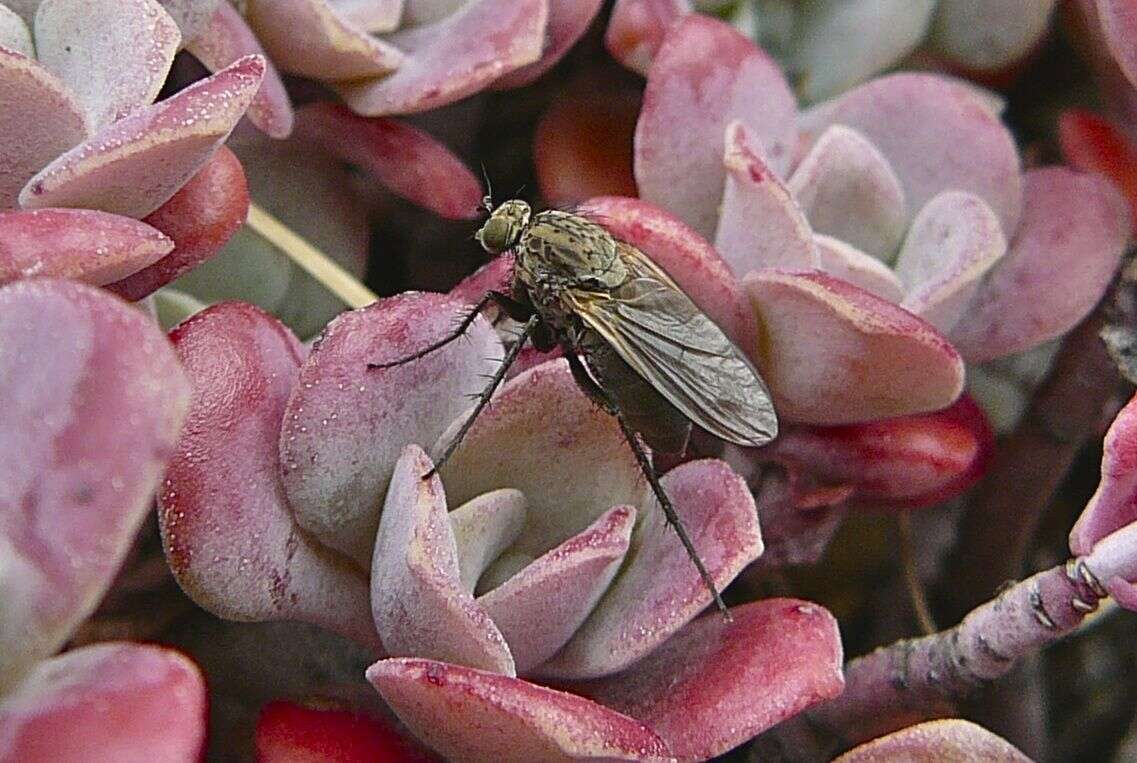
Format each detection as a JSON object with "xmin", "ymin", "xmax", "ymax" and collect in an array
[{"xmin": 370, "ymin": 196, "xmax": 779, "ymax": 615}]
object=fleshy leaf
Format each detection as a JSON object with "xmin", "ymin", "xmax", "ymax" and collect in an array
[
  {"xmin": 480, "ymin": 505, "xmax": 634, "ymax": 674},
  {"xmin": 834, "ymin": 718, "xmax": 1032, "ymax": 762},
  {"xmin": 579, "ymin": 195, "xmax": 760, "ymax": 359},
  {"xmin": 494, "ymin": 0, "xmax": 604, "ymax": 88},
  {"xmin": 814, "ymin": 235, "xmax": 905, "ymax": 302},
  {"xmin": 635, "ymin": 13, "xmax": 796, "ymax": 237},
  {"xmin": 1059, "ymin": 110, "xmax": 1137, "ymax": 226},
  {"xmin": 800, "ymin": 73, "xmax": 1023, "ymax": 234},
  {"xmin": 0, "ymin": 48, "xmax": 86, "ymax": 209},
  {"xmin": 0, "ymin": 643, "xmax": 206, "ymax": 760},
  {"xmin": 161, "ymin": 302, "xmax": 379, "ymax": 648},
  {"xmin": 20, "ymin": 54, "xmax": 264, "ymax": 217},
  {"xmin": 337, "ymin": 0, "xmax": 548, "ymax": 116},
  {"xmin": 787, "ymin": 124, "xmax": 907, "ymax": 261},
  {"xmin": 255, "ymin": 700, "xmax": 440, "ymax": 763},
  {"xmin": 791, "ymin": 0, "xmax": 936, "ymax": 102},
  {"xmin": 372, "ymin": 445, "xmax": 515, "ymax": 675},
  {"xmin": 744, "ymin": 270, "xmax": 965, "ymax": 424},
  {"xmin": 1098, "ymin": 0, "xmax": 1137, "ymax": 88},
  {"xmin": 367, "ymin": 658, "xmax": 673, "ymax": 763},
  {"xmin": 1071, "ymin": 392, "xmax": 1137, "ymax": 555},
  {"xmin": 294, "ymin": 102, "xmax": 483, "ymax": 220},
  {"xmin": 451, "ymin": 489, "xmax": 527, "ymax": 592},
  {"xmin": 33, "ymin": 0, "xmax": 180, "ymax": 129},
  {"xmin": 0, "ymin": 279, "xmax": 189, "ymax": 680},
  {"xmin": 329, "ymin": 0, "xmax": 403, "ymax": 32},
  {"xmin": 186, "ymin": 0, "xmax": 294, "ymax": 138},
  {"xmin": 279, "ymin": 292, "xmax": 501, "ymax": 566},
  {"xmin": 436, "ymin": 360, "xmax": 646, "ymax": 562},
  {"xmin": 0, "ymin": 5, "xmax": 33, "ymax": 56},
  {"xmin": 244, "ymin": 0, "xmax": 401, "ymax": 79},
  {"xmin": 948, "ymin": 168, "xmax": 1130, "ymax": 362},
  {"xmin": 605, "ymin": 0, "xmax": 690, "ymax": 75},
  {"xmin": 927, "ymin": 0, "xmax": 1056, "ymax": 71},
  {"xmin": 770, "ymin": 395, "xmax": 994, "ymax": 510},
  {"xmin": 0, "ymin": 208, "xmax": 171, "ymax": 286},
  {"xmin": 715, "ymin": 120, "xmax": 818, "ymax": 274},
  {"xmin": 895, "ymin": 191, "xmax": 1006, "ymax": 334},
  {"xmin": 540, "ymin": 459, "xmax": 761, "ymax": 679},
  {"xmin": 574, "ymin": 600, "xmax": 843, "ymax": 762},
  {"xmin": 157, "ymin": 0, "xmax": 220, "ymax": 39},
  {"xmin": 107, "ymin": 145, "xmax": 249, "ymax": 301}
]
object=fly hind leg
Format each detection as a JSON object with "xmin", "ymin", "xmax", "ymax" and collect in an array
[{"xmin": 566, "ymin": 351, "xmax": 729, "ymax": 618}]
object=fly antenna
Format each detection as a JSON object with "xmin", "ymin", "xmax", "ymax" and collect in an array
[{"xmin": 480, "ymin": 163, "xmax": 494, "ymax": 215}]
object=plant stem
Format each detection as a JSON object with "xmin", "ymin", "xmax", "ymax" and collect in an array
[{"xmin": 245, "ymin": 202, "xmax": 378, "ymax": 309}]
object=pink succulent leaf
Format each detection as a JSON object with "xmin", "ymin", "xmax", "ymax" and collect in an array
[
  {"xmin": 927, "ymin": 0, "xmax": 1056, "ymax": 72},
  {"xmin": 0, "ymin": 279, "xmax": 189, "ymax": 679},
  {"xmin": 769, "ymin": 394, "xmax": 994, "ymax": 510},
  {"xmin": 744, "ymin": 270, "xmax": 965, "ymax": 424},
  {"xmin": 604, "ymin": 0, "xmax": 690, "ymax": 75},
  {"xmin": 1059, "ymin": 110, "xmax": 1137, "ymax": 227},
  {"xmin": 106, "ymin": 145, "xmax": 249, "ymax": 301},
  {"xmin": 328, "ymin": 0, "xmax": 403, "ymax": 33},
  {"xmin": 479, "ymin": 505, "xmax": 635, "ymax": 675},
  {"xmin": 367, "ymin": 658, "xmax": 673, "ymax": 763},
  {"xmin": 34, "ymin": 0, "xmax": 180, "ymax": 129},
  {"xmin": 436, "ymin": 359, "xmax": 646, "ymax": 561},
  {"xmin": 244, "ymin": 0, "xmax": 402, "ymax": 80},
  {"xmin": 0, "ymin": 208, "xmax": 172, "ymax": 286},
  {"xmin": 579, "ymin": 195, "xmax": 760, "ymax": 360},
  {"xmin": 400, "ymin": 0, "xmax": 463, "ymax": 27},
  {"xmin": 186, "ymin": 0, "xmax": 294, "ymax": 139},
  {"xmin": 1081, "ymin": 520, "xmax": 1137, "ymax": 608},
  {"xmin": 534, "ymin": 81, "xmax": 640, "ymax": 208},
  {"xmin": 1097, "ymin": 0, "xmax": 1137, "ymax": 88},
  {"xmin": 790, "ymin": 0, "xmax": 936, "ymax": 103},
  {"xmin": 635, "ymin": 13, "xmax": 796, "ymax": 238},
  {"xmin": 3, "ymin": 0, "xmax": 39, "ymax": 24},
  {"xmin": 948, "ymin": 167, "xmax": 1131, "ymax": 362},
  {"xmin": 787, "ymin": 124, "xmax": 907, "ymax": 261},
  {"xmin": 0, "ymin": 643, "xmax": 206, "ymax": 761},
  {"xmin": 451, "ymin": 489, "xmax": 527, "ymax": 591},
  {"xmin": 493, "ymin": 0, "xmax": 605, "ymax": 89},
  {"xmin": 0, "ymin": 5, "xmax": 33, "ymax": 56},
  {"xmin": 0, "ymin": 48, "xmax": 86, "ymax": 210},
  {"xmin": 449, "ymin": 252, "xmax": 514, "ymax": 303},
  {"xmin": 895, "ymin": 191, "xmax": 1007, "ymax": 334},
  {"xmin": 336, "ymin": 0, "xmax": 548, "ymax": 116},
  {"xmin": 161, "ymin": 302, "xmax": 379, "ymax": 649},
  {"xmin": 715, "ymin": 120, "xmax": 819, "ymax": 274},
  {"xmin": 19, "ymin": 54, "xmax": 265, "ymax": 218},
  {"xmin": 157, "ymin": 0, "xmax": 220, "ymax": 39},
  {"xmin": 294, "ymin": 102, "xmax": 483, "ymax": 220},
  {"xmin": 814, "ymin": 235, "xmax": 905, "ymax": 302},
  {"xmin": 573, "ymin": 599, "xmax": 843, "ymax": 762},
  {"xmin": 279, "ymin": 293, "xmax": 501, "ymax": 566},
  {"xmin": 1071, "ymin": 392, "xmax": 1137, "ymax": 555},
  {"xmin": 255, "ymin": 699, "xmax": 442, "ymax": 763},
  {"xmin": 800, "ymin": 73, "xmax": 1023, "ymax": 235},
  {"xmin": 538, "ymin": 459, "xmax": 761, "ymax": 679},
  {"xmin": 371, "ymin": 445, "xmax": 516, "ymax": 675},
  {"xmin": 834, "ymin": 718, "xmax": 1032, "ymax": 762}
]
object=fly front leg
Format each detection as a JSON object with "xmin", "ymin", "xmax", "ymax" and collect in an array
[
  {"xmin": 368, "ymin": 290, "xmax": 533, "ymax": 370},
  {"xmin": 426, "ymin": 314, "xmax": 541, "ymax": 478},
  {"xmin": 571, "ymin": 350, "xmax": 729, "ymax": 618}
]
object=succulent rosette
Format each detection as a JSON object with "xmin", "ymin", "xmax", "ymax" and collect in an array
[
  {"xmin": 0, "ymin": 278, "xmax": 203, "ymax": 759},
  {"xmin": 159, "ymin": 287, "xmax": 845, "ymax": 761},
  {"xmin": 608, "ymin": 0, "xmax": 1059, "ymax": 101},
  {"xmin": 0, "ymin": 0, "xmax": 263, "ymax": 297}
]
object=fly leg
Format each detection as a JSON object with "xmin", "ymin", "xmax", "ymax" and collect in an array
[
  {"xmin": 368, "ymin": 290, "xmax": 533, "ymax": 370},
  {"xmin": 425, "ymin": 314, "xmax": 540, "ymax": 479},
  {"xmin": 566, "ymin": 351, "xmax": 730, "ymax": 618}
]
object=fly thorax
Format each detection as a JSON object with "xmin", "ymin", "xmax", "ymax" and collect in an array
[{"xmin": 520, "ymin": 211, "xmax": 628, "ymax": 290}]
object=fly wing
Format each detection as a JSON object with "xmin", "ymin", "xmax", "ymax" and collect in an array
[{"xmin": 567, "ymin": 242, "xmax": 778, "ymax": 446}]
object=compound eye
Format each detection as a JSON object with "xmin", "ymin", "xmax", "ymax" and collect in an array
[{"xmin": 478, "ymin": 218, "xmax": 513, "ymax": 253}]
